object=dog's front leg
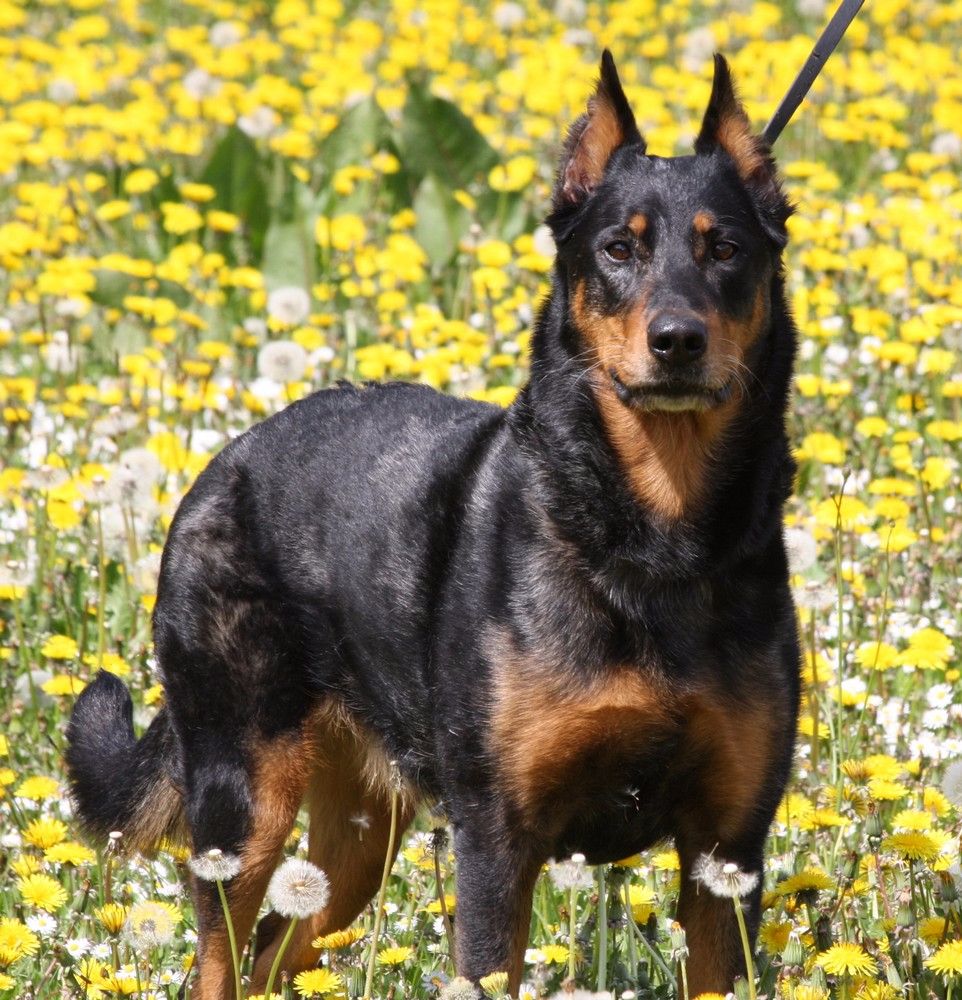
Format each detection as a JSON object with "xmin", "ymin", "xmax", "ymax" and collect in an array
[{"xmin": 452, "ymin": 820, "xmax": 543, "ymax": 995}]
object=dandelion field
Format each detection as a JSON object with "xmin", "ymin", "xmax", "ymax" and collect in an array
[{"xmin": 1, "ymin": 0, "xmax": 962, "ymax": 997}]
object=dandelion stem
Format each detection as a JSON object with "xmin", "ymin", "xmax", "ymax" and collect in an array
[
  {"xmin": 568, "ymin": 881, "xmax": 578, "ymax": 982},
  {"xmin": 595, "ymin": 865, "xmax": 607, "ymax": 992},
  {"xmin": 363, "ymin": 777, "xmax": 399, "ymax": 1000},
  {"xmin": 264, "ymin": 914, "xmax": 299, "ymax": 1000},
  {"xmin": 216, "ymin": 878, "xmax": 243, "ymax": 1000},
  {"xmin": 732, "ymin": 896, "xmax": 757, "ymax": 1000},
  {"xmin": 433, "ymin": 835, "xmax": 455, "ymax": 963}
]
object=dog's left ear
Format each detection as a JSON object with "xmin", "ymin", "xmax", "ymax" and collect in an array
[
  {"xmin": 695, "ymin": 54, "xmax": 790, "ymax": 242},
  {"xmin": 554, "ymin": 51, "xmax": 644, "ymax": 210}
]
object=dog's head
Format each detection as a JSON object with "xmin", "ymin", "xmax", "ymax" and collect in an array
[{"xmin": 548, "ymin": 52, "xmax": 792, "ymax": 415}]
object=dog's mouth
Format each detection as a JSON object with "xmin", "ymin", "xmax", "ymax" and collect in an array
[{"xmin": 609, "ymin": 369, "xmax": 735, "ymax": 412}]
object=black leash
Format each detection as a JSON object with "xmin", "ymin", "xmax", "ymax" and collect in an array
[{"xmin": 762, "ymin": 0, "xmax": 866, "ymax": 145}]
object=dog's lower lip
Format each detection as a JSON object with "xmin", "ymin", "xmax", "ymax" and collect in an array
[{"xmin": 609, "ymin": 369, "xmax": 732, "ymax": 407}]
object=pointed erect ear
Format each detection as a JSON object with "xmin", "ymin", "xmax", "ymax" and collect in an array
[
  {"xmin": 554, "ymin": 51, "xmax": 644, "ymax": 209},
  {"xmin": 695, "ymin": 53, "xmax": 775, "ymax": 189},
  {"xmin": 695, "ymin": 53, "xmax": 790, "ymax": 241}
]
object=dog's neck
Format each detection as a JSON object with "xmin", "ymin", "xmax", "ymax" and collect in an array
[{"xmin": 514, "ymin": 271, "xmax": 796, "ymax": 586}]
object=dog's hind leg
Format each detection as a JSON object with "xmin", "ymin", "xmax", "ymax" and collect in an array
[
  {"xmin": 187, "ymin": 721, "xmax": 318, "ymax": 1000},
  {"xmin": 250, "ymin": 713, "xmax": 415, "ymax": 988}
]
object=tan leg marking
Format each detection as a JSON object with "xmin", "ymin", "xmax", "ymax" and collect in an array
[{"xmin": 250, "ymin": 707, "xmax": 417, "ymax": 988}]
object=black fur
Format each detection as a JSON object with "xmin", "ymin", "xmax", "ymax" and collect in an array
[{"xmin": 66, "ymin": 52, "xmax": 801, "ymax": 997}]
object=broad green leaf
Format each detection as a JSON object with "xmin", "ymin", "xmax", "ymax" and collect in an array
[
  {"xmin": 413, "ymin": 174, "xmax": 471, "ymax": 268},
  {"xmin": 199, "ymin": 126, "xmax": 270, "ymax": 256},
  {"xmin": 398, "ymin": 84, "xmax": 499, "ymax": 188},
  {"xmin": 321, "ymin": 96, "xmax": 393, "ymax": 171}
]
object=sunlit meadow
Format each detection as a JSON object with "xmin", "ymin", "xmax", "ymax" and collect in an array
[{"xmin": 1, "ymin": 0, "xmax": 961, "ymax": 997}]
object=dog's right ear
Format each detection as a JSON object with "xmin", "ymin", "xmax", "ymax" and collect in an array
[{"xmin": 553, "ymin": 51, "xmax": 644, "ymax": 210}]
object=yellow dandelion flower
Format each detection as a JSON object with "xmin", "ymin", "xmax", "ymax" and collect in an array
[
  {"xmin": 95, "ymin": 902, "xmax": 129, "ymax": 934},
  {"xmin": 312, "ymin": 926, "xmax": 365, "ymax": 950},
  {"xmin": 817, "ymin": 942, "xmax": 877, "ymax": 976},
  {"xmin": 292, "ymin": 967, "xmax": 343, "ymax": 996},
  {"xmin": 856, "ymin": 984, "xmax": 899, "ymax": 1000},
  {"xmin": 0, "ymin": 917, "xmax": 39, "ymax": 963},
  {"xmin": 23, "ymin": 816, "xmax": 68, "ymax": 849},
  {"xmin": 882, "ymin": 832, "xmax": 941, "ymax": 862},
  {"xmin": 652, "ymin": 849, "xmax": 680, "ymax": 871},
  {"xmin": 40, "ymin": 634, "xmax": 78, "ymax": 659},
  {"xmin": 624, "ymin": 883, "xmax": 656, "ymax": 924},
  {"xmin": 41, "ymin": 674, "xmax": 87, "ymax": 696},
  {"xmin": 776, "ymin": 868, "xmax": 834, "ymax": 896},
  {"xmin": 377, "ymin": 945, "xmax": 413, "ymax": 965},
  {"xmin": 480, "ymin": 971, "xmax": 510, "ymax": 997},
  {"xmin": 867, "ymin": 777, "xmax": 909, "ymax": 802},
  {"xmin": 891, "ymin": 809, "xmax": 932, "ymax": 831},
  {"xmin": 926, "ymin": 939, "xmax": 962, "ymax": 977},
  {"xmin": 758, "ymin": 921, "xmax": 793, "ymax": 952},
  {"xmin": 10, "ymin": 856, "xmax": 42, "ymax": 878},
  {"xmin": 45, "ymin": 841, "xmax": 96, "ymax": 866},
  {"xmin": 14, "ymin": 776, "xmax": 59, "ymax": 801},
  {"xmin": 17, "ymin": 873, "xmax": 67, "ymax": 912},
  {"xmin": 539, "ymin": 944, "xmax": 569, "ymax": 964}
]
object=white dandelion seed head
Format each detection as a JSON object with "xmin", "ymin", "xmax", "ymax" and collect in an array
[
  {"xmin": 532, "ymin": 224, "xmax": 556, "ymax": 259},
  {"xmin": 267, "ymin": 858, "xmax": 331, "ymax": 919},
  {"xmin": 692, "ymin": 854, "xmax": 759, "ymax": 898},
  {"xmin": 547, "ymin": 854, "xmax": 594, "ymax": 891},
  {"xmin": 257, "ymin": 340, "xmax": 309, "ymax": 383},
  {"xmin": 238, "ymin": 105, "xmax": 279, "ymax": 139},
  {"xmin": 784, "ymin": 525, "xmax": 818, "ymax": 575},
  {"xmin": 188, "ymin": 848, "xmax": 242, "ymax": 882},
  {"xmin": 124, "ymin": 903, "xmax": 175, "ymax": 949},
  {"xmin": 209, "ymin": 20, "xmax": 242, "ymax": 48},
  {"xmin": 493, "ymin": 1, "xmax": 525, "ymax": 29},
  {"xmin": 440, "ymin": 977, "xmax": 482, "ymax": 1000},
  {"xmin": 183, "ymin": 67, "xmax": 222, "ymax": 100},
  {"xmin": 682, "ymin": 25, "xmax": 716, "ymax": 72},
  {"xmin": 797, "ymin": 0, "xmax": 827, "ymax": 17},
  {"xmin": 48, "ymin": 77, "xmax": 78, "ymax": 104},
  {"xmin": 940, "ymin": 759, "xmax": 962, "ymax": 805},
  {"xmin": 266, "ymin": 285, "xmax": 311, "ymax": 326},
  {"xmin": 931, "ymin": 132, "xmax": 962, "ymax": 157}
]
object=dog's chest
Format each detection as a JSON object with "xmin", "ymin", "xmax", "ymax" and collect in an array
[{"xmin": 488, "ymin": 645, "xmax": 782, "ymax": 860}]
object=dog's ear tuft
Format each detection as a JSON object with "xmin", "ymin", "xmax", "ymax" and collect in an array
[
  {"xmin": 554, "ymin": 51, "xmax": 644, "ymax": 210},
  {"xmin": 695, "ymin": 54, "xmax": 790, "ymax": 243}
]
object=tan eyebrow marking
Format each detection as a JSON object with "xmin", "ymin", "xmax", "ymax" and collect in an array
[
  {"xmin": 693, "ymin": 211, "xmax": 715, "ymax": 235},
  {"xmin": 628, "ymin": 213, "xmax": 647, "ymax": 236}
]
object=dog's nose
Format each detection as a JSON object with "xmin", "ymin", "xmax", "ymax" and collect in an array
[{"xmin": 647, "ymin": 315, "xmax": 708, "ymax": 367}]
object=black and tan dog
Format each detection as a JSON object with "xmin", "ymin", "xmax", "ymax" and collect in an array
[{"xmin": 67, "ymin": 52, "xmax": 801, "ymax": 998}]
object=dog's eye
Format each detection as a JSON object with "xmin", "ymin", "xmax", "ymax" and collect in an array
[
  {"xmin": 604, "ymin": 241, "xmax": 633, "ymax": 262},
  {"xmin": 712, "ymin": 241, "xmax": 738, "ymax": 261}
]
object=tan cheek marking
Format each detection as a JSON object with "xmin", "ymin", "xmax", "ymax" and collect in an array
[
  {"xmin": 488, "ymin": 636, "xmax": 672, "ymax": 829},
  {"xmin": 628, "ymin": 213, "xmax": 647, "ymax": 236}
]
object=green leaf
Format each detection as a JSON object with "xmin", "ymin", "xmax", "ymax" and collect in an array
[
  {"xmin": 413, "ymin": 174, "xmax": 471, "ymax": 267},
  {"xmin": 398, "ymin": 84, "xmax": 499, "ymax": 188},
  {"xmin": 320, "ymin": 96, "xmax": 393, "ymax": 171},
  {"xmin": 199, "ymin": 126, "xmax": 270, "ymax": 257}
]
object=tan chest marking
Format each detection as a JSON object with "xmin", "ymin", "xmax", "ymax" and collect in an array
[{"xmin": 488, "ymin": 639, "xmax": 673, "ymax": 823}]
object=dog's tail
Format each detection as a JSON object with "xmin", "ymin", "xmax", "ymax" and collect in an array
[{"xmin": 65, "ymin": 672, "xmax": 184, "ymax": 854}]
